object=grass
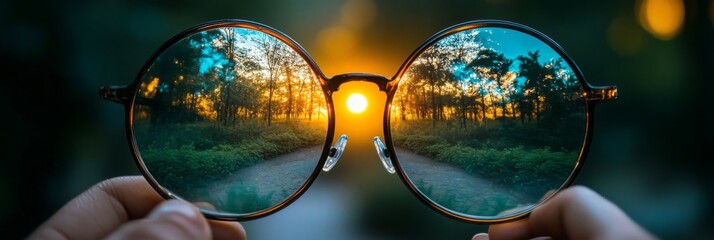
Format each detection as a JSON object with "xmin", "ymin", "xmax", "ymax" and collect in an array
[
  {"xmin": 134, "ymin": 119, "xmax": 326, "ymax": 193},
  {"xmin": 392, "ymin": 119, "xmax": 580, "ymax": 199}
]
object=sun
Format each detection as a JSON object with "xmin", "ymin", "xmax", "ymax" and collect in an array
[{"xmin": 346, "ymin": 93, "xmax": 368, "ymax": 114}]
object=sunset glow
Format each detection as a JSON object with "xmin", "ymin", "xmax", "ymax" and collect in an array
[{"xmin": 346, "ymin": 93, "xmax": 368, "ymax": 114}]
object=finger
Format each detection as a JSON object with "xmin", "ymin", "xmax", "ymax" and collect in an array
[
  {"xmin": 472, "ymin": 232, "xmax": 490, "ymax": 240},
  {"xmin": 528, "ymin": 186, "xmax": 652, "ymax": 239},
  {"xmin": 30, "ymin": 176, "xmax": 164, "ymax": 239},
  {"xmin": 106, "ymin": 200, "xmax": 211, "ymax": 240},
  {"xmin": 489, "ymin": 186, "xmax": 654, "ymax": 240},
  {"xmin": 193, "ymin": 201, "xmax": 247, "ymax": 239},
  {"xmin": 209, "ymin": 220, "xmax": 247, "ymax": 240},
  {"xmin": 488, "ymin": 218, "xmax": 532, "ymax": 240},
  {"xmin": 528, "ymin": 186, "xmax": 604, "ymax": 239}
]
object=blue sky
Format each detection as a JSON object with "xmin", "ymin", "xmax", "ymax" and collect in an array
[
  {"xmin": 470, "ymin": 27, "xmax": 571, "ymax": 87},
  {"xmin": 480, "ymin": 27, "xmax": 562, "ymax": 72}
]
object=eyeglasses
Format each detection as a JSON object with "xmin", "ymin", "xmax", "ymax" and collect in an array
[{"xmin": 100, "ymin": 19, "xmax": 616, "ymax": 223}]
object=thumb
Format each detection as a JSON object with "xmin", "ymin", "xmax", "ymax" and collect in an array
[{"xmin": 106, "ymin": 200, "xmax": 211, "ymax": 240}]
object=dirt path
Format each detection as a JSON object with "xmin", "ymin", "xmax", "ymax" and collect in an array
[
  {"xmin": 395, "ymin": 148, "xmax": 531, "ymax": 216},
  {"xmin": 198, "ymin": 145, "xmax": 532, "ymax": 216},
  {"xmin": 205, "ymin": 146, "xmax": 323, "ymax": 211}
]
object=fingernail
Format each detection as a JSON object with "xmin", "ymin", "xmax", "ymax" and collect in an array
[
  {"xmin": 150, "ymin": 200, "xmax": 198, "ymax": 220},
  {"xmin": 472, "ymin": 233, "xmax": 489, "ymax": 240}
]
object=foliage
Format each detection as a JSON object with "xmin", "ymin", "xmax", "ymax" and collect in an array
[
  {"xmin": 432, "ymin": 144, "xmax": 575, "ymax": 188},
  {"xmin": 130, "ymin": 27, "xmax": 330, "ymax": 194},
  {"xmin": 136, "ymin": 120, "xmax": 325, "ymax": 191},
  {"xmin": 393, "ymin": 119, "xmax": 578, "ymax": 195},
  {"xmin": 392, "ymin": 28, "xmax": 585, "ymax": 126},
  {"xmin": 135, "ymin": 27, "xmax": 328, "ymax": 127},
  {"xmin": 391, "ymin": 29, "xmax": 585, "ymax": 197},
  {"xmin": 142, "ymin": 143, "xmax": 259, "ymax": 191}
]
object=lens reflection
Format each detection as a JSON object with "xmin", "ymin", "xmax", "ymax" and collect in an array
[
  {"xmin": 132, "ymin": 27, "xmax": 328, "ymax": 215},
  {"xmin": 392, "ymin": 27, "xmax": 586, "ymax": 218}
]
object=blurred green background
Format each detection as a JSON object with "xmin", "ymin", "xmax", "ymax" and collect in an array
[{"xmin": 1, "ymin": 0, "xmax": 712, "ymax": 239}]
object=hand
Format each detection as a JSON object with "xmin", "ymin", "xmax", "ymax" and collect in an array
[
  {"xmin": 29, "ymin": 176, "xmax": 246, "ymax": 240},
  {"xmin": 473, "ymin": 186, "xmax": 655, "ymax": 240}
]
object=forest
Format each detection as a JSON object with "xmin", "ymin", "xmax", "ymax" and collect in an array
[
  {"xmin": 131, "ymin": 27, "xmax": 328, "ymax": 197},
  {"xmin": 390, "ymin": 28, "xmax": 587, "ymax": 211}
]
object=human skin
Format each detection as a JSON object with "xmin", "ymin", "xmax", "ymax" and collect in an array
[
  {"xmin": 29, "ymin": 176, "xmax": 653, "ymax": 240},
  {"xmin": 29, "ymin": 176, "xmax": 246, "ymax": 240},
  {"xmin": 473, "ymin": 186, "xmax": 656, "ymax": 240}
]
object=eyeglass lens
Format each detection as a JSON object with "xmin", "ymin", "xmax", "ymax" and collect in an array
[
  {"xmin": 391, "ymin": 27, "xmax": 585, "ymax": 219},
  {"xmin": 132, "ymin": 27, "xmax": 329, "ymax": 215},
  {"xmin": 130, "ymin": 24, "xmax": 587, "ymax": 219}
]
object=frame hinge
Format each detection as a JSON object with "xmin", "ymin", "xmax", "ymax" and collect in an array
[
  {"xmin": 585, "ymin": 86, "xmax": 618, "ymax": 102},
  {"xmin": 99, "ymin": 85, "xmax": 131, "ymax": 104}
]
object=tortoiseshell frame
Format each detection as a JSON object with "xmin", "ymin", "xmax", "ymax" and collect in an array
[{"xmin": 100, "ymin": 19, "xmax": 617, "ymax": 224}]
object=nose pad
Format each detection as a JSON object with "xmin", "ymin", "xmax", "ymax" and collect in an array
[
  {"xmin": 322, "ymin": 134, "xmax": 347, "ymax": 172},
  {"xmin": 373, "ymin": 136, "xmax": 396, "ymax": 174}
]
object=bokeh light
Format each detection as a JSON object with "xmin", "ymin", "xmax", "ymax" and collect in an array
[
  {"xmin": 341, "ymin": 0, "xmax": 377, "ymax": 29},
  {"xmin": 638, "ymin": 0, "xmax": 685, "ymax": 40},
  {"xmin": 315, "ymin": 26, "xmax": 358, "ymax": 58},
  {"xmin": 312, "ymin": 0, "xmax": 388, "ymax": 76},
  {"xmin": 608, "ymin": 15, "xmax": 644, "ymax": 56}
]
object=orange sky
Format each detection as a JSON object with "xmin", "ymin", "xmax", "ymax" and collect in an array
[{"xmin": 332, "ymin": 81, "xmax": 387, "ymax": 162}]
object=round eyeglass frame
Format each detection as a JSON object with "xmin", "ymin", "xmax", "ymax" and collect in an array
[{"xmin": 101, "ymin": 19, "xmax": 617, "ymax": 224}]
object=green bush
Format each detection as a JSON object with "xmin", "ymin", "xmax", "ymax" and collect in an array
[
  {"xmin": 401, "ymin": 134, "xmax": 447, "ymax": 156},
  {"xmin": 434, "ymin": 144, "xmax": 481, "ymax": 172},
  {"xmin": 142, "ymin": 143, "xmax": 261, "ymax": 191},
  {"xmin": 236, "ymin": 140, "xmax": 280, "ymax": 159},
  {"xmin": 428, "ymin": 143, "xmax": 576, "ymax": 190},
  {"xmin": 135, "ymin": 120, "xmax": 327, "ymax": 191},
  {"xmin": 259, "ymin": 131, "xmax": 303, "ymax": 155}
]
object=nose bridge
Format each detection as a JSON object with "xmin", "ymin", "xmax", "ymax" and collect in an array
[
  {"xmin": 327, "ymin": 73, "xmax": 391, "ymax": 92},
  {"xmin": 326, "ymin": 74, "xmax": 396, "ymax": 174}
]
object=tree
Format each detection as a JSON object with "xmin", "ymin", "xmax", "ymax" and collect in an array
[
  {"xmin": 517, "ymin": 51, "xmax": 546, "ymax": 122},
  {"xmin": 467, "ymin": 49, "xmax": 513, "ymax": 119},
  {"xmin": 141, "ymin": 32, "xmax": 203, "ymax": 125},
  {"xmin": 414, "ymin": 42, "xmax": 452, "ymax": 127},
  {"xmin": 255, "ymin": 33, "xmax": 285, "ymax": 126}
]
